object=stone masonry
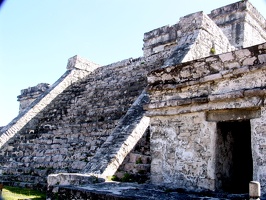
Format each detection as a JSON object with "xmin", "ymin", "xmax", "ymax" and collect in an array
[
  {"xmin": 17, "ymin": 83, "xmax": 50, "ymax": 113},
  {"xmin": 146, "ymin": 43, "xmax": 266, "ymax": 193},
  {"xmin": 1, "ymin": 0, "xmax": 266, "ymax": 198}
]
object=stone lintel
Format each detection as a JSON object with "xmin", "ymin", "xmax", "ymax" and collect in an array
[
  {"xmin": 146, "ymin": 96, "xmax": 262, "ymax": 117},
  {"xmin": 206, "ymin": 108, "xmax": 261, "ymax": 122}
]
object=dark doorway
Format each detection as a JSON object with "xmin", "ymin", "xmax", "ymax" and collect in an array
[{"xmin": 216, "ymin": 120, "xmax": 253, "ymax": 193}]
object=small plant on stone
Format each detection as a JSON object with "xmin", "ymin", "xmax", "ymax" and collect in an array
[
  {"xmin": 121, "ymin": 173, "xmax": 132, "ymax": 182},
  {"xmin": 91, "ymin": 175, "xmax": 99, "ymax": 183},
  {"xmin": 210, "ymin": 47, "xmax": 216, "ymax": 55},
  {"xmin": 136, "ymin": 157, "xmax": 143, "ymax": 164},
  {"xmin": 110, "ymin": 175, "xmax": 119, "ymax": 181}
]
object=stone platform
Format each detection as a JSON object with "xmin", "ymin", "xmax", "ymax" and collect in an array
[{"xmin": 47, "ymin": 182, "xmax": 258, "ymax": 200}]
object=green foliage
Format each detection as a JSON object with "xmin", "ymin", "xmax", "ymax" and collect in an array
[
  {"xmin": 2, "ymin": 186, "xmax": 46, "ymax": 200},
  {"xmin": 121, "ymin": 173, "xmax": 132, "ymax": 182},
  {"xmin": 110, "ymin": 175, "xmax": 119, "ymax": 181},
  {"xmin": 136, "ymin": 157, "xmax": 143, "ymax": 164}
]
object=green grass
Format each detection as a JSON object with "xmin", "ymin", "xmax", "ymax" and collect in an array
[{"xmin": 1, "ymin": 186, "xmax": 46, "ymax": 200}]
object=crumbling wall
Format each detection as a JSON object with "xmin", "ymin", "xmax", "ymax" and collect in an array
[{"xmin": 149, "ymin": 113, "xmax": 216, "ymax": 191}]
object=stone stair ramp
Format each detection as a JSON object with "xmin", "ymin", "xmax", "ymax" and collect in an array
[
  {"xmin": 48, "ymin": 90, "xmax": 150, "ymax": 186},
  {"xmin": 114, "ymin": 152, "xmax": 151, "ymax": 184},
  {"xmin": 0, "ymin": 56, "xmax": 100, "ymax": 149}
]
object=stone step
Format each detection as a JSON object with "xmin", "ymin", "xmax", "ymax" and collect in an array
[
  {"xmin": 129, "ymin": 153, "xmax": 151, "ymax": 164},
  {"xmin": 114, "ymin": 171, "xmax": 150, "ymax": 184},
  {"xmin": 0, "ymin": 174, "xmax": 46, "ymax": 184},
  {"xmin": 123, "ymin": 163, "xmax": 150, "ymax": 174}
]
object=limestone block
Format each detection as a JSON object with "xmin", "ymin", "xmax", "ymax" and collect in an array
[
  {"xmin": 226, "ymin": 62, "xmax": 239, "ymax": 69},
  {"xmin": 258, "ymin": 43, "xmax": 266, "ymax": 49},
  {"xmin": 249, "ymin": 181, "xmax": 261, "ymax": 199},
  {"xmin": 235, "ymin": 49, "xmax": 251, "ymax": 59},
  {"xmin": 52, "ymin": 155, "xmax": 64, "ymax": 162},
  {"xmin": 201, "ymin": 73, "xmax": 222, "ymax": 83},
  {"xmin": 219, "ymin": 52, "xmax": 234, "ymax": 62},
  {"xmin": 66, "ymin": 55, "xmax": 100, "ymax": 72},
  {"xmin": 258, "ymin": 54, "xmax": 266, "ymax": 64},
  {"xmin": 71, "ymin": 161, "xmax": 87, "ymax": 170}
]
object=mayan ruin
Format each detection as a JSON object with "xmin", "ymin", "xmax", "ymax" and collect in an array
[{"xmin": 1, "ymin": 1, "xmax": 266, "ymax": 199}]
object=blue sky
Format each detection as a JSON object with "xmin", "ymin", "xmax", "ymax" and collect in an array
[{"xmin": 0, "ymin": 0, "xmax": 266, "ymax": 126}]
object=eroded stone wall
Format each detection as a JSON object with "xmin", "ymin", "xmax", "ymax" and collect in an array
[
  {"xmin": 250, "ymin": 107, "xmax": 266, "ymax": 191},
  {"xmin": 150, "ymin": 113, "xmax": 216, "ymax": 191}
]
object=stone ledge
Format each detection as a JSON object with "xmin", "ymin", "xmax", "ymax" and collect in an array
[
  {"xmin": 146, "ymin": 88, "xmax": 266, "ymax": 111},
  {"xmin": 47, "ymin": 173, "xmax": 105, "ymax": 186},
  {"xmin": 146, "ymin": 96, "xmax": 263, "ymax": 117},
  {"xmin": 148, "ymin": 43, "xmax": 266, "ymax": 90},
  {"xmin": 46, "ymin": 182, "xmax": 252, "ymax": 200},
  {"xmin": 206, "ymin": 108, "xmax": 261, "ymax": 122},
  {"xmin": 66, "ymin": 55, "xmax": 100, "ymax": 71}
]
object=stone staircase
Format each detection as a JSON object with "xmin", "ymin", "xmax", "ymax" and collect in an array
[
  {"xmin": 47, "ymin": 90, "xmax": 151, "ymax": 186},
  {"xmin": 113, "ymin": 128, "xmax": 151, "ymax": 184}
]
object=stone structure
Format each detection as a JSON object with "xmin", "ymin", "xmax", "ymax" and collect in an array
[
  {"xmin": 17, "ymin": 83, "xmax": 50, "ymax": 113},
  {"xmin": 146, "ymin": 43, "xmax": 266, "ymax": 193},
  {"xmin": 0, "ymin": 0, "xmax": 266, "ymax": 198}
]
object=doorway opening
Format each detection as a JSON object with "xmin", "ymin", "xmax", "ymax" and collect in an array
[{"xmin": 216, "ymin": 120, "xmax": 253, "ymax": 193}]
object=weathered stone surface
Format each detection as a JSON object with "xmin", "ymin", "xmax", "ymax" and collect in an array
[
  {"xmin": 249, "ymin": 181, "xmax": 261, "ymax": 198},
  {"xmin": 206, "ymin": 108, "xmax": 261, "ymax": 122},
  {"xmin": 163, "ymin": 12, "xmax": 234, "ymax": 67},
  {"xmin": 17, "ymin": 83, "xmax": 50, "ymax": 113},
  {"xmin": 209, "ymin": 0, "xmax": 266, "ymax": 48},
  {"xmin": 0, "ymin": 45, "xmax": 165, "ymax": 188},
  {"xmin": 52, "ymin": 91, "xmax": 151, "ymax": 182}
]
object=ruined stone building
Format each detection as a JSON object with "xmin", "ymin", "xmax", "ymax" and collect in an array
[{"xmin": 1, "ymin": 0, "xmax": 266, "ymax": 197}]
